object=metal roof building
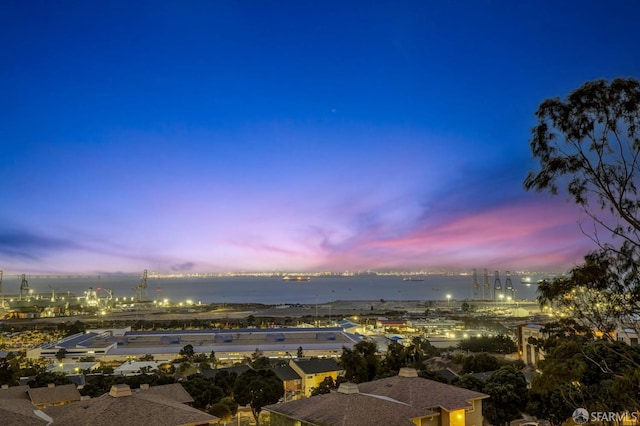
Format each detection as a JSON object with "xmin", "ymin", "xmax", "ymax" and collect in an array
[{"xmin": 28, "ymin": 327, "xmax": 361, "ymax": 362}]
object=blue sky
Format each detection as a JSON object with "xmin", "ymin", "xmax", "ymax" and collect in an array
[{"xmin": 1, "ymin": 1, "xmax": 639, "ymax": 274}]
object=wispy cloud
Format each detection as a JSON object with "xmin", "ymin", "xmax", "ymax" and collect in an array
[
  {"xmin": 170, "ymin": 262, "xmax": 196, "ymax": 272},
  {"xmin": 0, "ymin": 229, "xmax": 81, "ymax": 260}
]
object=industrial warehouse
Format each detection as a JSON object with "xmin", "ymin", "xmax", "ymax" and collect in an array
[{"xmin": 26, "ymin": 327, "xmax": 361, "ymax": 362}]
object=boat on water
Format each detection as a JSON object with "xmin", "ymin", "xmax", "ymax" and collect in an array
[
  {"xmin": 402, "ymin": 277, "xmax": 425, "ymax": 282},
  {"xmin": 520, "ymin": 275, "xmax": 534, "ymax": 285},
  {"xmin": 283, "ymin": 276, "xmax": 311, "ymax": 282}
]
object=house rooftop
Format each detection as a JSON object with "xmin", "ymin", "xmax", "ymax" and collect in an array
[
  {"xmin": 43, "ymin": 384, "xmax": 218, "ymax": 426},
  {"xmin": 524, "ymin": 324, "xmax": 545, "ymax": 329},
  {"xmin": 0, "ymin": 399, "xmax": 49, "ymax": 425},
  {"xmin": 290, "ymin": 358, "xmax": 341, "ymax": 374},
  {"xmin": 0, "ymin": 384, "xmax": 30, "ymax": 400},
  {"xmin": 272, "ymin": 365, "xmax": 302, "ymax": 382},
  {"xmin": 265, "ymin": 382, "xmax": 437, "ymax": 426},
  {"xmin": 135, "ymin": 383, "xmax": 194, "ymax": 404},
  {"xmin": 357, "ymin": 368, "xmax": 489, "ymax": 411},
  {"xmin": 27, "ymin": 383, "xmax": 82, "ymax": 406}
]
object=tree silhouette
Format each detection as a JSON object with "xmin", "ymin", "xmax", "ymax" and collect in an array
[{"xmin": 233, "ymin": 369, "xmax": 283, "ymax": 425}]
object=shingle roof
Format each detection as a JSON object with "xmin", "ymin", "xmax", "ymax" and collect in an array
[
  {"xmin": 291, "ymin": 358, "xmax": 341, "ymax": 374},
  {"xmin": 470, "ymin": 370, "xmax": 497, "ymax": 381},
  {"xmin": 434, "ymin": 368, "xmax": 459, "ymax": 382},
  {"xmin": 135, "ymin": 383, "xmax": 194, "ymax": 404},
  {"xmin": 43, "ymin": 385, "xmax": 218, "ymax": 426},
  {"xmin": 272, "ymin": 365, "xmax": 301, "ymax": 381},
  {"xmin": 357, "ymin": 374, "xmax": 489, "ymax": 411},
  {"xmin": 28, "ymin": 384, "xmax": 82, "ymax": 406},
  {"xmin": 0, "ymin": 399, "xmax": 49, "ymax": 425},
  {"xmin": 0, "ymin": 384, "xmax": 30, "ymax": 400},
  {"xmin": 265, "ymin": 389, "xmax": 437, "ymax": 425}
]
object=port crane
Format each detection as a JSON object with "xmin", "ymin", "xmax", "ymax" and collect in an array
[
  {"xmin": 471, "ymin": 269, "xmax": 479, "ymax": 300},
  {"xmin": 483, "ymin": 269, "xmax": 491, "ymax": 300},
  {"xmin": 48, "ymin": 285, "xmax": 59, "ymax": 302},
  {"xmin": 494, "ymin": 270, "xmax": 503, "ymax": 300},
  {"xmin": 505, "ymin": 271, "xmax": 515, "ymax": 300},
  {"xmin": 19, "ymin": 274, "xmax": 29, "ymax": 300},
  {"xmin": 133, "ymin": 269, "xmax": 148, "ymax": 301}
]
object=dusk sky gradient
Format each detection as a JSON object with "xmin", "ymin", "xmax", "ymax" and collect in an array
[{"xmin": 2, "ymin": 1, "xmax": 639, "ymax": 274}]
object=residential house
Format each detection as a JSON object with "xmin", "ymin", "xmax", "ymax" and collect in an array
[
  {"xmin": 266, "ymin": 382, "xmax": 439, "ymax": 426},
  {"xmin": 137, "ymin": 383, "xmax": 194, "ymax": 404},
  {"xmin": 0, "ymin": 384, "xmax": 30, "ymax": 400},
  {"xmin": 289, "ymin": 358, "xmax": 342, "ymax": 397},
  {"xmin": 0, "ymin": 399, "xmax": 50, "ymax": 425},
  {"xmin": 27, "ymin": 383, "xmax": 82, "ymax": 409},
  {"xmin": 43, "ymin": 383, "xmax": 219, "ymax": 426},
  {"xmin": 518, "ymin": 324, "xmax": 546, "ymax": 367},
  {"xmin": 273, "ymin": 364, "xmax": 303, "ymax": 401},
  {"xmin": 616, "ymin": 327, "xmax": 640, "ymax": 346},
  {"xmin": 358, "ymin": 368, "xmax": 488, "ymax": 426},
  {"xmin": 266, "ymin": 368, "xmax": 489, "ymax": 426},
  {"xmin": 0, "ymin": 384, "xmax": 52, "ymax": 425}
]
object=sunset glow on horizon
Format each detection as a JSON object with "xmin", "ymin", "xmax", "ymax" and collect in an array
[{"xmin": 1, "ymin": 1, "xmax": 638, "ymax": 275}]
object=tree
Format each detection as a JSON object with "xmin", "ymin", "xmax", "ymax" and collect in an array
[
  {"xmin": 525, "ymin": 78, "xmax": 640, "ymax": 330},
  {"xmin": 213, "ymin": 370, "xmax": 238, "ymax": 397},
  {"xmin": 181, "ymin": 374, "xmax": 225, "ymax": 410},
  {"xmin": 458, "ymin": 334, "xmax": 516, "ymax": 354},
  {"xmin": 482, "ymin": 366, "xmax": 528, "ymax": 426},
  {"xmin": 233, "ymin": 369, "xmax": 283, "ymax": 425},
  {"xmin": 418, "ymin": 370, "xmax": 449, "ymax": 383},
  {"xmin": 461, "ymin": 353, "xmax": 501, "ymax": 374},
  {"xmin": 193, "ymin": 353, "xmax": 209, "ymax": 363},
  {"xmin": 310, "ymin": 376, "xmax": 335, "ymax": 396},
  {"xmin": 208, "ymin": 402, "xmax": 232, "ymax": 424},
  {"xmin": 28, "ymin": 372, "xmax": 72, "ymax": 388},
  {"xmin": 526, "ymin": 386, "xmax": 573, "ymax": 426},
  {"xmin": 0, "ymin": 358, "xmax": 16, "ymax": 386},
  {"xmin": 530, "ymin": 334, "xmax": 640, "ymax": 417},
  {"xmin": 251, "ymin": 356, "xmax": 271, "ymax": 370},
  {"xmin": 179, "ymin": 344, "xmax": 195, "ymax": 360},
  {"xmin": 450, "ymin": 374, "xmax": 485, "ymax": 392},
  {"xmin": 412, "ymin": 336, "xmax": 440, "ymax": 359},
  {"xmin": 158, "ymin": 362, "xmax": 175, "ymax": 375},
  {"xmin": 246, "ymin": 315, "xmax": 256, "ymax": 327},
  {"xmin": 340, "ymin": 341, "xmax": 380, "ymax": 383},
  {"xmin": 524, "ymin": 78, "xmax": 640, "ymax": 410},
  {"xmin": 55, "ymin": 348, "xmax": 67, "ymax": 362},
  {"xmin": 525, "ymin": 78, "xmax": 640, "ymax": 247},
  {"xmin": 219, "ymin": 396, "xmax": 238, "ymax": 416},
  {"xmin": 380, "ymin": 339, "xmax": 427, "ymax": 375}
]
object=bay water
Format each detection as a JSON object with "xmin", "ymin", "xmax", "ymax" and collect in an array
[{"xmin": 4, "ymin": 274, "xmax": 542, "ymax": 305}]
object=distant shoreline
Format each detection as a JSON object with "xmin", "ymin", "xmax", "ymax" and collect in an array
[{"xmin": 1, "ymin": 298, "xmax": 542, "ymax": 326}]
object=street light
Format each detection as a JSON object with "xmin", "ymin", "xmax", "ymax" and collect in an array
[{"xmin": 446, "ymin": 294, "xmax": 452, "ymax": 305}]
